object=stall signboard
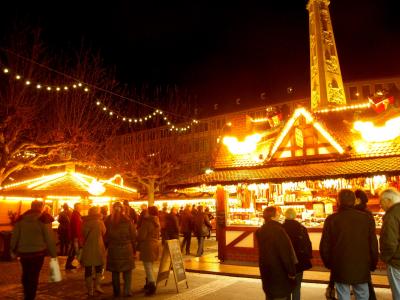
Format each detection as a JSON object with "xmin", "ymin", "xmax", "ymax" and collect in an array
[{"xmin": 156, "ymin": 239, "xmax": 189, "ymax": 293}]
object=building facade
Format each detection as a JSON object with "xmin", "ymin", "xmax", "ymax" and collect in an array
[{"xmin": 110, "ymin": 76, "xmax": 400, "ymax": 179}]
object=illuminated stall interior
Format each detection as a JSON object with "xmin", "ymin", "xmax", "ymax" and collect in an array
[
  {"xmin": 0, "ymin": 165, "xmax": 137, "ymax": 230},
  {"xmin": 133, "ymin": 191, "xmax": 216, "ymax": 212}
]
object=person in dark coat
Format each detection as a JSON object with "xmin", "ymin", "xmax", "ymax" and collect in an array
[
  {"xmin": 355, "ymin": 189, "xmax": 377, "ymax": 300},
  {"xmin": 165, "ymin": 207, "xmax": 179, "ymax": 240},
  {"xmin": 320, "ymin": 189, "xmax": 378, "ymax": 300},
  {"xmin": 282, "ymin": 208, "xmax": 312, "ymax": 300},
  {"xmin": 193, "ymin": 205, "xmax": 211, "ymax": 257},
  {"xmin": 137, "ymin": 204, "xmax": 148, "ymax": 230},
  {"xmin": 65, "ymin": 202, "xmax": 83, "ymax": 270},
  {"xmin": 105, "ymin": 201, "xmax": 136, "ymax": 297},
  {"xmin": 256, "ymin": 206, "xmax": 297, "ymax": 300},
  {"xmin": 180, "ymin": 204, "xmax": 193, "ymax": 255},
  {"xmin": 81, "ymin": 206, "xmax": 106, "ymax": 296},
  {"xmin": 57, "ymin": 203, "xmax": 71, "ymax": 256},
  {"xmin": 159, "ymin": 205, "xmax": 168, "ymax": 245},
  {"xmin": 137, "ymin": 206, "xmax": 160, "ymax": 296},
  {"xmin": 11, "ymin": 200, "xmax": 57, "ymax": 300},
  {"xmin": 379, "ymin": 188, "xmax": 400, "ymax": 299}
]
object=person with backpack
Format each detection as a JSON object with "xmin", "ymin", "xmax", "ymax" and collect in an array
[{"xmin": 282, "ymin": 208, "xmax": 313, "ymax": 300}]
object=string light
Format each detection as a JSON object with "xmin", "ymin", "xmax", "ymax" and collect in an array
[
  {"xmin": 1, "ymin": 65, "xmax": 199, "ymax": 132},
  {"xmin": 95, "ymin": 99, "xmax": 199, "ymax": 132},
  {"xmin": 314, "ymin": 102, "xmax": 371, "ymax": 114}
]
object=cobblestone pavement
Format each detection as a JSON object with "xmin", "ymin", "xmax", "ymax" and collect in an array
[{"xmin": 0, "ymin": 238, "xmax": 393, "ymax": 300}]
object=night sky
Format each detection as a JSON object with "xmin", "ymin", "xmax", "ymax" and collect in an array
[{"xmin": 1, "ymin": 0, "xmax": 399, "ymax": 114}]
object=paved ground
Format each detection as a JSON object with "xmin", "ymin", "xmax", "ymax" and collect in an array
[
  {"xmin": 0, "ymin": 257, "xmax": 393, "ymax": 300},
  {"xmin": 0, "ymin": 238, "xmax": 393, "ymax": 299}
]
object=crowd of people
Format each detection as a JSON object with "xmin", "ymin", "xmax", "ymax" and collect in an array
[
  {"xmin": 10, "ymin": 187, "xmax": 400, "ymax": 300},
  {"xmin": 256, "ymin": 187, "xmax": 400, "ymax": 300},
  {"xmin": 9, "ymin": 199, "xmax": 213, "ymax": 299}
]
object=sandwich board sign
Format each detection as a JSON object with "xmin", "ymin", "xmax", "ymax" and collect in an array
[{"xmin": 156, "ymin": 239, "xmax": 189, "ymax": 293}]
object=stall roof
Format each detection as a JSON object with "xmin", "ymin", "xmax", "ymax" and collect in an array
[
  {"xmin": 0, "ymin": 171, "xmax": 138, "ymax": 198},
  {"xmin": 173, "ymin": 156, "xmax": 400, "ymax": 188}
]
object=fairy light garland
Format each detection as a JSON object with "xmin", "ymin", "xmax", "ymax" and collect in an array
[{"xmin": 1, "ymin": 66, "xmax": 199, "ymax": 132}]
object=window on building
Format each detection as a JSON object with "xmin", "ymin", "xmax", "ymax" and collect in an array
[
  {"xmin": 375, "ymin": 84, "xmax": 384, "ymax": 94},
  {"xmin": 349, "ymin": 87, "xmax": 359, "ymax": 101},
  {"xmin": 362, "ymin": 85, "xmax": 371, "ymax": 99}
]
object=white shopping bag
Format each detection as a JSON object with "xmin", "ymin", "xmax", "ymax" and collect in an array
[{"xmin": 49, "ymin": 257, "xmax": 62, "ymax": 282}]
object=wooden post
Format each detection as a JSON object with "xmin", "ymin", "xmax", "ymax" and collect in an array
[{"xmin": 215, "ymin": 185, "xmax": 226, "ymax": 262}]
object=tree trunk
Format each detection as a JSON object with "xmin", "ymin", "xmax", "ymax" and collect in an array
[{"xmin": 147, "ymin": 178, "xmax": 156, "ymax": 206}]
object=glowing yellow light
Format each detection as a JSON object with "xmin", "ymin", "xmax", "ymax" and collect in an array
[
  {"xmin": 159, "ymin": 111, "xmax": 163, "ymax": 114},
  {"xmin": 129, "ymin": 119, "xmax": 132, "ymax": 122},
  {"xmin": 315, "ymin": 102, "xmax": 370, "ymax": 114},
  {"xmin": 27, "ymin": 172, "xmax": 66, "ymax": 189},
  {"xmin": 88, "ymin": 179, "xmax": 106, "ymax": 196},
  {"xmin": 109, "ymin": 111, "xmax": 113, "ymax": 115},
  {"xmin": 73, "ymin": 84, "xmax": 77, "ymax": 88},
  {"xmin": 84, "ymin": 87, "xmax": 89, "ymax": 92},
  {"xmin": 226, "ymin": 122, "xmax": 232, "ymax": 126},
  {"xmin": 3, "ymin": 68, "xmax": 9, "ymax": 73},
  {"xmin": 167, "ymin": 122, "xmax": 171, "ymax": 125},
  {"xmin": 139, "ymin": 119, "xmax": 143, "ymax": 122},
  {"xmin": 122, "ymin": 117, "xmax": 126, "ymax": 121},
  {"xmin": 56, "ymin": 87, "xmax": 61, "ymax": 91},
  {"xmin": 103, "ymin": 107, "xmax": 107, "ymax": 111},
  {"xmin": 36, "ymin": 84, "xmax": 42, "ymax": 89},
  {"xmin": 223, "ymin": 133, "xmax": 263, "ymax": 155},
  {"xmin": 354, "ymin": 140, "xmax": 368, "ymax": 153},
  {"xmin": 354, "ymin": 116, "xmax": 400, "ymax": 142},
  {"xmin": 205, "ymin": 168, "xmax": 214, "ymax": 174},
  {"xmin": 78, "ymin": 83, "xmax": 82, "ymax": 87},
  {"xmin": 134, "ymin": 119, "xmax": 137, "ymax": 123},
  {"xmin": 96, "ymin": 101, "xmax": 100, "ymax": 105},
  {"xmin": 25, "ymin": 80, "xmax": 31, "ymax": 85},
  {"xmin": 47, "ymin": 87, "xmax": 51, "ymax": 91},
  {"xmin": 251, "ymin": 118, "xmax": 269, "ymax": 123},
  {"xmin": 64, "ymin": 86, "xmax": 68, "ymax": 90}
]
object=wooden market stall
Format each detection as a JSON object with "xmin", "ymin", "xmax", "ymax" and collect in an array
[
  {"xmin": 171, "ymin": 104, "xmax": 400, "ymax": 267},
  {"xmin": 0, "ymin": 165, "xmax": 138, "ymax": 231}
]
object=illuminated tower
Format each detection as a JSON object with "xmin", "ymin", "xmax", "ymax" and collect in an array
[{"xmin": 307, "ymin": 0, "xmax": 346, "ymax": 111}]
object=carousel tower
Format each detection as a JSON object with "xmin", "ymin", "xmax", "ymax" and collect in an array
[{"xmin": 307, "ymin": 0, "xmax": 346, "ymax": 111}]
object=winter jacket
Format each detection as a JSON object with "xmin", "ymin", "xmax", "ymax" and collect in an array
[
  {"xmin": 180, "ymin": 210, "xmax": 193, "ymax": 234},
  {"xmin": 193, "ymin": 212, "xmax": 211, "ymax": 237},
  {"xmin": 380, "ymin": 202, "xmax": 400, "ymax": 269},
  {"xmin": 165, "ymin": 213, "xmax": 179, "ymax": 240},
  {"xmin": 57, "ymin": 210, "xmax": 71, "ymax": 239},
  {"xmin": 10, "ymin": 210, "xmax": 57, "ymax": 257},
  {"xmin": 282, "ymin": 219, "xmax": 313, "ymax": 273},
  {"xmin": 137, "ymin": 215, "xmax": 160, "ymax": 262},
  {"xmin": 70, "ymin": 210, "xmax": 83, "ymax": 246},
  {"xmin": 105, "ymin": 215, "xmax": 136, "ymax": 272},
  {"xmin": 256, "ymin": 220, "xmax": 297, "ymax": 299},
  {"xmin": 320, "ymin": 207, "xmax": 378, "ymax": 284},
  {"xmin": 81, "ymin": 214, "xmax": 106, "ymax": 267}
]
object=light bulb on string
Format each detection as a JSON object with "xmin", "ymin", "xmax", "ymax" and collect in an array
[{"xmin": 2, "ymin": 66, "xmax": 197, "ymax": 133}]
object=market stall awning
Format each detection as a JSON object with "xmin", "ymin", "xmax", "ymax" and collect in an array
[
  {"xmin": 172, "ymin": 156, "xmax": 400, "ymax": 188},
  {"xmin": 0, "ymin": 171, "xmax": 138, "ymax": 198}
]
